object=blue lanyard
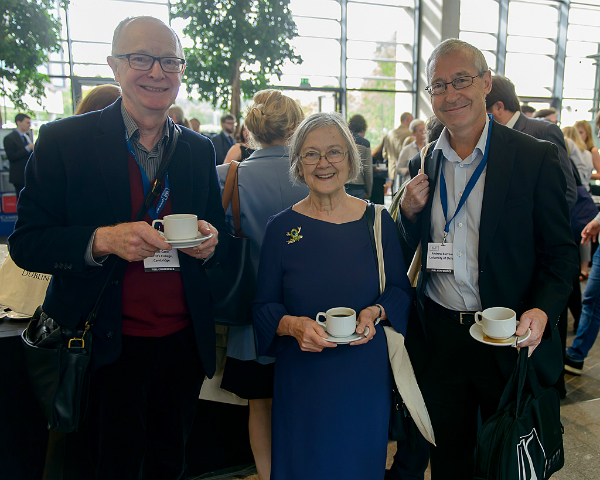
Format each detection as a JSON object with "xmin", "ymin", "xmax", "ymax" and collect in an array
[
  {"xmin": 439, "ymin": 114, "xmax": 493, "ymax": 241},
  {"xmin": 125, "ymin": 128, "xmax": 170, "ymax": 220}
]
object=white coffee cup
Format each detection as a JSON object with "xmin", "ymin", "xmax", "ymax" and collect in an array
[
  {"xmin": 475, "ymin": 307, "xmax": 517, "ymax": 340},
  {"xmin": 316, "ymin": 307, "xmax": 357, "ymax": 338},
  {"xmin": 152, "ymin": 214, "xmax": 198, "ymax": 241}
]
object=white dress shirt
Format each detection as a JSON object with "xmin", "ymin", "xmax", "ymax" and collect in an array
[{"xmin": 425, "ymin": 115, "xmax": 491, "ymax": 312}]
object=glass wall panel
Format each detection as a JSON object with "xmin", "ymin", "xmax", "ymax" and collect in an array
[
  {"xmin": 562, "ymin": 3, "xmax": 600, "ymax": 124},
  {"xmin": 505, "ymin": 52, "xmax": 555, "ymax": 97},
  {"xmin": 288, "ymin": 0, "xmax": 340, "ymax": 19},
  {"xmin": 460, "ymin": 0, "xmax": 499, "ymax": 34},
  {"xmin": 347, "ymin": 91, "xmax": 412, "ymax": 146}
]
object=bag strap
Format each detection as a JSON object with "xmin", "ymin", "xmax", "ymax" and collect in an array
[
  {"xmin": 496, "ymin": 347, "xmax": 545, "ymax": 415},
  {"xmin": 365, "ymin": 202, "xmax": 385, "ymax": 294},
  {"xmin": 82, "ymin": 121, "xmax": 182, "ymax": 335},
  {"xmin": 221, "ymin": 160, "xmax": 245, "ymax": 237}
]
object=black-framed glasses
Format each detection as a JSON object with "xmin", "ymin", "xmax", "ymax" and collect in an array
[
  {"xmin": 298, "ymin": 149, "xmax": 348, "ymax": 166},
  {"xmin": 115, "ymin": 53, "xmax": 185, "ymax": 73},
  {"xmin": 425, "ymin": 72, "xmax": 485, "ymax": 96}
]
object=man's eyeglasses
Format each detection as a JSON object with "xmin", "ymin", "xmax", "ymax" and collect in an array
[
  {"xmin": 298, "ymin": 149, "xmax": 347, "ymax": 166},
  {"xmin": 115, "ymin": 53, "xmax": 185, "ymax": 73},
  {"xmin": 425, "ymin": 72, "xmax": 485, "ymax": 96}
]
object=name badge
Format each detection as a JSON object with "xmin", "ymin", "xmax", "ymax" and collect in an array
[
  {"xmin": 426, "ymin": 242, "xmax": 454, "ymax": 273},
  {"xmin": 144, "ymin": 249, "xmax": 180, "ymax": 272}
]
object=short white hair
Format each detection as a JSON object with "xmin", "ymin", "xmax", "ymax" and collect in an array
[{"xmin": 289, "ymin": 112, "xmax": 361, "ymax": 185}]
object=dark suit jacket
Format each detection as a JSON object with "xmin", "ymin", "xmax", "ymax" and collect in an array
[
  {"xmin": 513, "ymin": 113, "xmax": 577, "ymax": 209},
  {"xmin": 398, "ymin": 120, "xmax": 578, "ymax": 385},
  {"xmin": 3, "ymin": 129, "xmax": 31, "ymax": 186},
  {"xmin": 211, "ymin": 130, "xmax": 234, "ymax": 166},
  {"xmin": 9, "ymin": 99, "xmax": 228, "ymax": 375}
]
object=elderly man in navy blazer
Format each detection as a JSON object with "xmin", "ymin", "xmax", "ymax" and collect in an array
[
  {"xmin": 398, "ymin": 39, "xmax": 578, "ymax": 479},
  {"xmin": 9, "ymin": 16, "xmax": 227, "ymax": 479}
]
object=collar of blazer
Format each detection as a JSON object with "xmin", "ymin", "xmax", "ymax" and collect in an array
[
  {"xmin": 420, "ymin": 120, "xmax": 517, "ymax": 269},
  {"xmin": 92, "ymin": 98, "xmax": 193, "ymax": 223}
]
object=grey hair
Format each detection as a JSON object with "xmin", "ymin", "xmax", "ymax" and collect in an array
[
  {"xmin": 111, "ymin": 16, "xmax": 184, "ymax": 58},
  {"xmin": 426, "ymin": 38, "xmax": 488, "ymax": 83},
  {"xmin": 409, "ymin": 119, "xmax": 425, "ymax": 133},
  {"xmin": 289, "ymin": 112, "xmax": 361, "ymax": 185}
]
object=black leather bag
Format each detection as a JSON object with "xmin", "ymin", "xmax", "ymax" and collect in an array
[
  {"xmin": 21, "ymin": 307, "xmax": 92, "ymax": 432},
  {"xmin": 474, "ymin": 348, "xmax": 564, "ymax": 479},
  {"xmin": 208, "ymin": 160, "xmax": 255, "ymax": 325}
]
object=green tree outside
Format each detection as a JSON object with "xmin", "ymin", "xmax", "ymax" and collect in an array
[
  {"xmin": 171, "ymin": 0, "xmax": 301, "ymax": 119},
  {"xmin": 0, "ymin": 0, "xmax": 66, "ymax": 121}
]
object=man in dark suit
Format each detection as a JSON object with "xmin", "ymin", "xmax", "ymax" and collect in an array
[
  {"xmin": 397, "ymin": 39, "xmax": 578, "ymax": 479},
  {"xmin": 486, "ymin": 74, "xmax": 579, "ymax": 398},
  {"xmin": 485, "ymin": 75, "xmax": 577, "ymax": 209},
  {"xmin": 3, "ymin": 113, "xmax": 34, "ymax": 198},
  {"xmin": 211, "ymin": 113, "xmax": 236, "ymax": 165},
  {"xmin": 9, "ymin": 16, "xmax": 227, "ymax": 479}
]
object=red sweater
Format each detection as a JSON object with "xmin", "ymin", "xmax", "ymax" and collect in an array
[{"xmin": 120, "ymin": 153, "xmax": 191, "ymax": 337}]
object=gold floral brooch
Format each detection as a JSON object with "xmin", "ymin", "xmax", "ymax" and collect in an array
[{"xmin": 286, "ymin": 227, "xmax": 303, "ymax": 244}]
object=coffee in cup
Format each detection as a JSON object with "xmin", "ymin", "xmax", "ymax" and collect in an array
[
  {"xmin": 316, "ymin": 307, "xmax": 356, "ymax": 337},
  {"xmin": 475, "ymin": 307, "xmax": 516, "ymax": 340},
  {"xmin": 152, "ymin": 214, "xmax": 198, "ymax": 241}
]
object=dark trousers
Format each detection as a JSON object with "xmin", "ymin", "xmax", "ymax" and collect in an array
[
  {"xmin": 86, "ymin": 326, "xmax": 205, "ymax": 480},
  {"xmin": 416, "ymin": 300, "xmax": 507, "ymax": 480}
]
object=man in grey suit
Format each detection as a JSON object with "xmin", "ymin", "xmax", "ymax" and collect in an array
[{"xmin": 486, "ymin": 75, "xmax": 576, "ymax": 209}]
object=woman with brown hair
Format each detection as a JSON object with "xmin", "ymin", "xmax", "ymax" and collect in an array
[{"xmin": 74, "ymin": 84, "xmax": 121, "ymax": 115}]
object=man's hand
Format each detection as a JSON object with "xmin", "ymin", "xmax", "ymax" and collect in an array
[
  {"xmin": 400, "ymin": 172, "xmax": 429, "ymax": 223},
  {"xmin": 93, "ymin": 222, "xmax": 171, "ymax": 262},
  {"xmin": 515, "ymin": 308, "xmax": 548, "ymax": 356},
  {"xmin": 179, "ymin": 221, "xmax": 219, "ymax": 260},
  {"xmin": 581, "ymin": 219, "xmax": 600, "ymax": 246},
  {"xmin": 26, "ymin": 143, "xmax": 34, "ymax": 151}
]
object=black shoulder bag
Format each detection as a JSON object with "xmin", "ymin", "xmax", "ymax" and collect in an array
[
  {"xmin": 474, "ymin": 347, "xmax": 564, "ymax": 479},
  {"xmin": 21, "ymin": 123, "xmax": 181, "ymax": 433}
]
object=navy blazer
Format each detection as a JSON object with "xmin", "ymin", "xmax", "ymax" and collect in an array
[
  {"xmin": 398, "ymin": 120, "xmax": 579, "ymax": 385},
  {"xmin": 211, "ymin": 130, "xmax": 234, "ymax": 166},
  {"xmin": 9, "ymin": 99, "xmax": 228, "ymax": 375}
]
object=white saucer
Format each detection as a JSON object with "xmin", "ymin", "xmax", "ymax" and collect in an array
[
  {"xmin": 162, "ymin": 232, "xmax": 213, "ymax": 249},
  {"xmin": 469, "ymin": 321, "xmax": 531, "ymax": 347},
  {"xmin": 324, "ymin": 332, "xmax": 363, "ymax": 344}
]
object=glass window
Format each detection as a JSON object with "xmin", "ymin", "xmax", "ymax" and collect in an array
[
  {"xmin": 505, "ymin": 52, "xmax": 555, "ymax": 97},
  {"xmin": 460, "ymin": 0, "xmax": 499, "ymax": 34},
  {"xmin": 347, "ymin": 91, "xmax": 412, "ymax": 146},
  {"xmin": 288, "ymin": 0, "xmax": 340, "ymax": 19},
  {"xmin": 506, "ymin": 2, "xmax": 559, "ymax": 38},
  {"xmin": 347, "ymin": 3, "xmax": 414, "ymax": 44}
]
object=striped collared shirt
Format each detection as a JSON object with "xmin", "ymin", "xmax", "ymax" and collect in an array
[{"xmin": 121, "ymin": 102, "xmax": 169, "ymax": 181}]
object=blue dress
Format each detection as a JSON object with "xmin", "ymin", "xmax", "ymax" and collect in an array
[{"xmin": 253, "ymin": 206, "xmax": 413, "ymax": 479}]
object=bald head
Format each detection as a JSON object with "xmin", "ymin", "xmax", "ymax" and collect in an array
[{"xmin": 111, "ymin": 16, "xmax": 183, "ymax": 58}]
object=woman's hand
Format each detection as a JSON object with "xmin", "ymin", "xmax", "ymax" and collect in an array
[
  {"xmin": 277, "ymin": 315, "xmax": 337, "ymax": 352},
  {"xmin": 350, "ymin": 305, "xmax": 382, "ymax": 346}
]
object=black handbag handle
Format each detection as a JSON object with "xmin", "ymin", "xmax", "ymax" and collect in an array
[{"xmin": 497, "ymin": 347, "xmax": 545, "ymax": 416}]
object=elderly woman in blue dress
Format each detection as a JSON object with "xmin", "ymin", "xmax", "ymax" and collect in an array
[
  {"xmin": 253, "ymin": 112, "xmax": 414, "ymax": 479},
  {"xmin": 217, "ymin": 89, "xmax": 307, "ymax": 480}
]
